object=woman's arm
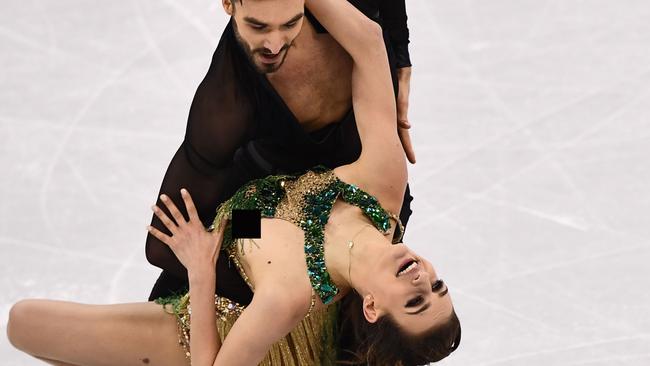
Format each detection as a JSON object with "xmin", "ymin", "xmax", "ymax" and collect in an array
[
  {"xmin": 379, "ymin": 0, "xmax": 416, "ymax": 163},
  {"xmin": 188, "ymin": 268, "xmax": 220, "ymax": 366},
  {"xmin": 148, "ymin": 192, "xmax": 227, "ymax": 365},
  {"xmin": 149, "ymin": 193, "xmax": 300, "ymax": 366},
  {"xmin": 212, "ymin": 289, "xmax": 305, "ymax": 365},
  {"xmin": 305, "ymin": 0, "xmax": 384, "ymax": 64},
  {"xmin": 306, "ymin": 0, "xmax": 407, "ymax": 214}
]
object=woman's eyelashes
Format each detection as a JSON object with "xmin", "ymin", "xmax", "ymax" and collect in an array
[
  {"xmin": 406, "ymin": 280, "xmax": 446, "ymax": 307},
  {"xmin": 432, "ymin": 279, "xmax": 449, "ymax": 297},
  {"xmin": 405, "ymin": 295, "xmax": 424, "ymax": 308},
  {"xmin": 431, "ymin": 279, "xmax": 444, "ymax": 292}
]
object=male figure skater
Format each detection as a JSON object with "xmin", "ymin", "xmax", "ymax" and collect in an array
[{"xmin": 146, "ymin": 0, "xmax": 415, "ymax": 304}]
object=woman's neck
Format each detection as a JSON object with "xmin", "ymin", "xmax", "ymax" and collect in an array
[{"xmin": 326, "ymin": 221, "xmax": 392, "ymax": 296}]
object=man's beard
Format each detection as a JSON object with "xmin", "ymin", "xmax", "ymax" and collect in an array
[{"xmin": 233, "ymin": 20, "xmax": 292, "ymax": 74}]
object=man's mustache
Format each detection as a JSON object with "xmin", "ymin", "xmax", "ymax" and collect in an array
[{"xmin": 254, "ymin": 44, "xmax": 290, "ymax": 56}]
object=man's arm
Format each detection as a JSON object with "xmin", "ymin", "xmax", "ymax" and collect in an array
[
  {"xmin": 378, "ymin": 0, "xmax": 411, "ymax": 69},
  {"xmin": 145, "ymin": 25, "xmax": 255, "ymax": 280},
  {"xmin": 377, "ymin": 0, "xmax": 416, "ymax": 163}
]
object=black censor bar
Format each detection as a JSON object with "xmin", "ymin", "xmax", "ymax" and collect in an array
[{"xmin": 231, "ymin": 209, "xmax": 262, "ymax": 239}]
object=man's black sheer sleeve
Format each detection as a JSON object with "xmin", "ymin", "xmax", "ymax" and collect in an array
[
  {"xmin": 145, "ymin": 27, "xmax": 256, "ymax": 279},
  {"xmin": 378, "ymin": 0, "xmax": 412, "ymax": 68}
]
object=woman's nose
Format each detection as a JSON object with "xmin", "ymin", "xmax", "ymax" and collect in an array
[{"xmin": 413, "ymin": 269, "xmax": 430, "ymax": 285}]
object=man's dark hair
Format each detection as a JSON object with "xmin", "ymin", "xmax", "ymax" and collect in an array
[{"xmin": 337, "ymin": 294, "xmax": 461, "ymax": 365}]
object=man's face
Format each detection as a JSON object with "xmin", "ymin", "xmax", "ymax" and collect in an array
[{"xmin": 225, "ymin": 0, "xmax": 305, "ymax": 74}]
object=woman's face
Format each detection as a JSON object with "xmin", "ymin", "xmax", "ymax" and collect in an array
[{"xmin": 364, "ymin": 243, "xmax": 454, "ymax": 336}]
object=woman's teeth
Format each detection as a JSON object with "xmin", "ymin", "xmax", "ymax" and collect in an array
[{"xmin": 398, "ymin": 261, "xmax": 418, "ymax": 276}]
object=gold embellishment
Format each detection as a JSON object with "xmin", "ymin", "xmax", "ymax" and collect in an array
[
  {"xmin": 166, "ymin": 294, "xmax": 338, "ymax": 365},
  {"xmin": 226, "ymin": 244, "xmax": 254, "ymax": 290},
  {"xmin": 170, "ymin": 294, "xmax": 245, "ymax": 361},
  {"xmin": 161, "ymin": 168, "xmax": 399, "ymax": 365},
  {"xmin": 245, "ymin": 185, "xmax": 257, "ymax": 198},
  {"xmin": 275, "ymin": 170, "xmax": 337, "ymax": 226},
  {"xmin": 305, "ymin": 288, "xmax": 317, "ymax": 318},
  {"xmin": 235, "ymin": 238, "xmax": 261, "ymax": 257},
  {"xmin": 387, "ymin": 211, "xmax": 405, "ymax": 243}
]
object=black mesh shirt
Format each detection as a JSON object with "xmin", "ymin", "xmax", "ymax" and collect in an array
[{"xmin": 146, "ymin": 2, "xmax": 413, "ymax": 305}]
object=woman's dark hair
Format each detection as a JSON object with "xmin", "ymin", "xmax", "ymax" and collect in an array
[{"xmin": 337, "ymin": 294, "xmax": 461, "ymax": 366}]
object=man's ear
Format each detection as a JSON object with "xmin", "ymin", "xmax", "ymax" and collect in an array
[
  {"xmin": 223, "ymin": 0, "xmax": 234, "ymax": 16},
  {"xmin": 362, "ymin": 294, "xmax": 383, "ymax": 323}
]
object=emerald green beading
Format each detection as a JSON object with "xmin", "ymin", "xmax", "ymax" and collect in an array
[{"xmin": 212, "ymin": 166, "xmax": 392, "ymax": 305}]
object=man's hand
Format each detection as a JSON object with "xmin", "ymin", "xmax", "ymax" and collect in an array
[
  {"xmin": 147, "ymin": 189, "xmax": 225, "ymax": 273},
  {"xmin": 397, "ymin": 66, "xmax": 416, "ymax": 164}
]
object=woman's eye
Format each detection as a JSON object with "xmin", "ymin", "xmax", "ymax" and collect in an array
[
  {"xmin": 431, "ymin": 279, "xmax": 444, "ymax": 292},
  {"xmin": 406, "ymin": 296, "xmax": 423, "ymax": 308}
]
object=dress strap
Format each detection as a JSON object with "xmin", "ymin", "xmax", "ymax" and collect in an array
[
  {"xmin": 387, "ymin": 211, "xmax": 405, "ymax": 243},
  {"xmin": 305, "ymin": 288, "xmax": 317, "ymax": 318},
  {"xmin": 226, "ymin": 242, "xmax": 255, "ymax": 291},
  {"xmin": 338, "ymin": 181, "xmax": 392, "ymax": 234}
]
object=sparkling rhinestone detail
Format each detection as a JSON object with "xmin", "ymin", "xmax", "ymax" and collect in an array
[{"xmin": 211, "ymin": 166, "xmax": 393, "ymax": 305}]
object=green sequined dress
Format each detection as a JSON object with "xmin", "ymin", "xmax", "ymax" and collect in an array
[{"xmin": 155, "ymin": 166, "xmax": 403, "ymax": 365}]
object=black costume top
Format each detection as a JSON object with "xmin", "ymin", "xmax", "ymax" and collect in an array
[{"xmin": 146, "ymin": 0, "xmax": 413, "ymax": 305}]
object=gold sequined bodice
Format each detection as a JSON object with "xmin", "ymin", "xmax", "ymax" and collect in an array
[
  {"xmin": 214, "ymin": 167, "xmax": 396, "ymax": 304},
  {"xmin": 158, "ymin": 293, "xmax": 338, "ymax": 365},
  {"xmin": 274, "ymin": 169, "xmax": 339, "ymax": 226},
  {"xmin": 156, "ymin": 167, "xmax": 402, "ymax": 365}
]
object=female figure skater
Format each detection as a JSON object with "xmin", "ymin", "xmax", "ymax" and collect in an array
[{"xmin": 6, "ymin": 0, "xmax": 460, "ymax": 364}]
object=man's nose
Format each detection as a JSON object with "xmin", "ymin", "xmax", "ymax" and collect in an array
[{"xmin": 263, "ymin": 33, "xmax": 284, "ymax": 54}]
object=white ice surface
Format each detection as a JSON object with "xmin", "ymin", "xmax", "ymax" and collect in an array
[{"xmin": 1, "ymin": 0, "xmax": 650, "ymax": 365}]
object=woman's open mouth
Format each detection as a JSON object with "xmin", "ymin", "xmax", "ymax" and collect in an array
[{"xmin": 397, "ymin": 259, "xmax": 419, "ymax": 277}]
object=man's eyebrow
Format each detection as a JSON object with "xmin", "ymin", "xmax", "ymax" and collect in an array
[
  {"xmin": 243, "ymin": 13, "xmax": 304, "ymax": 26},
  {"xmin": 243, "ymin": 16, "xmax": 267, "ymax": 26},
  {"xmin": 283, "ymin": 13, "xmax": 304, "ymax": 24},
  {"xmin": 407, "ymin": 302, "xmax": 430, "ymax": 315}
]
